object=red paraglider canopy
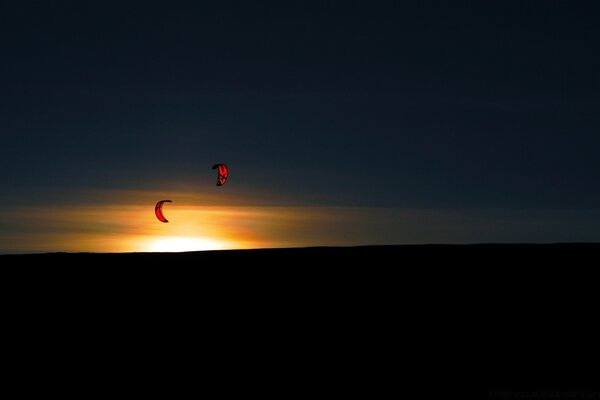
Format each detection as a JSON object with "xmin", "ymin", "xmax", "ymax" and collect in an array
[
  {"xmin": 212, "ymin": 164, "xmax": 228, "ymax": 186},
  {"xmin": 155, "ymin": 200, "xmax": 172, "ymax": 223}
]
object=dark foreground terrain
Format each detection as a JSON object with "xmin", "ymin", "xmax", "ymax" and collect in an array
[
  {"xmin": 3, "ymin": 244, "xmax": 598, "ymax": 393},
  {"xmin": 3, "ymin": 243, "xmax": 599, "ymax": 264}
]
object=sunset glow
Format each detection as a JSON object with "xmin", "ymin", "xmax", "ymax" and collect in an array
[
  {"xmin": 0, "ymin": 189, "xmax": 392, "ymax": 253},
  {"xmin": 2, "ymin": 187, "xmax": 598, "ymax": 254},
  {"xmin": 142, "ymin": 236, "xmax": 228, "ymax": 252}
]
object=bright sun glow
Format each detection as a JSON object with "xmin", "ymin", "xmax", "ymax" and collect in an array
[{"xmin": 144, "ymin": 237, "xmax": 227, "ymax": 252}]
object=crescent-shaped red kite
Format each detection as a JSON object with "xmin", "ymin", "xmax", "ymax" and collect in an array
[{"xmin": 155, "ymin": 200, "xmax": 172, "ymax": 223}]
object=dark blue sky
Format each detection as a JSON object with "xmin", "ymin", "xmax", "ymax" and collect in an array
[{"xmin": 1, "ymin": 1, "xmax": 599, "ymax": 209}]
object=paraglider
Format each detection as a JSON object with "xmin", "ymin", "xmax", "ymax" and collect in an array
[
  {"xmin": 212, "ymin": 164, "xmax": 228, "ymax": 186},
  {"xmin": 155, "ymin": 200, "xmax": 172, "ymax": 223}
]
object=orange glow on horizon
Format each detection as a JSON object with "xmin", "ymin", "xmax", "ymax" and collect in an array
[
  {"xmin": 0, "ymin": 188, "xmax": 407, "ymax": 254},
  {"xmin": 0, "ymin": 201, "xmax": 271, "ymax": 253},
  {"xmin": 141, "ymin": 236, "xmax": 229, "ymax": 252}
]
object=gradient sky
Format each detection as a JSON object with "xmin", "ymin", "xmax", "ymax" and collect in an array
[{"xmin": 1, "ymin": 1, "xmax": 599, "ymax": 252}]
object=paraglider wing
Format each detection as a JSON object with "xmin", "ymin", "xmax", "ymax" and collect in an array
[
  {"xmin": 212, "ymin": 164, "xmax": 228, "ymax": 186},
  {"xmin": 155, "ymin": 200, "xmax": 172, "ymax": 223}
]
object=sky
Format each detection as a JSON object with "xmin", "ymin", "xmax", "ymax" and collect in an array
[{"xmin": 1, "ymin": 1, "xmax": 599, "ymax": 252}]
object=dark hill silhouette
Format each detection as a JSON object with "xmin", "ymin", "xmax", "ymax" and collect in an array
[
  {"xmin": 3, "ymin": 243, "xmax": 599, "ymax": 262},
  {"xmin": 2, "ymin": 244, "xmax": 597, "ymax": 393}
]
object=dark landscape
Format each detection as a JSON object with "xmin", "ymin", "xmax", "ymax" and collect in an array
[
  {"xmin": 3, "ymin": 243, "xmax": 598, "ymax": 393},
  {"xmin": 3, "ymin": 243, "xmax": 598, "ymax": 263}
]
